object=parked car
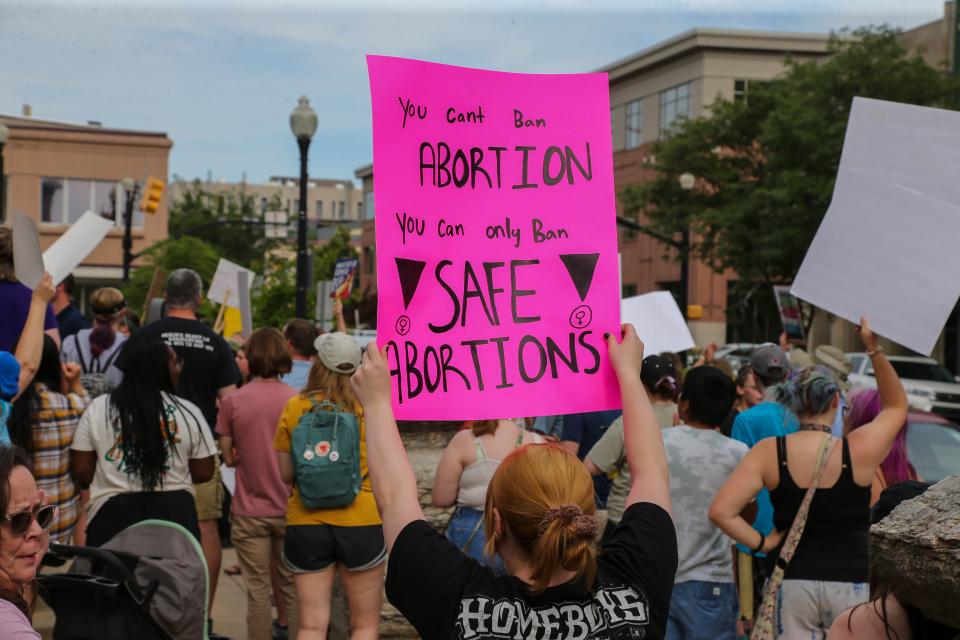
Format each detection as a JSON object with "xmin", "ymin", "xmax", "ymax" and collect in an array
[
  {"xmin": 714, "ymin": 343, "xmax": 759, "ymax": 372},
  {"xmin": 906, "ymin": 411, "xmax": 960, "ymax": 483},
  {"xmin": 848, "ymin": 353, "xmax": 960, "ymax": 422}
]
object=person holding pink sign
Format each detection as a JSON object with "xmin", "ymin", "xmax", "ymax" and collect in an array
[{"xmin": 352, "ymin": 325, "xmax": 677, "ymax": 640}]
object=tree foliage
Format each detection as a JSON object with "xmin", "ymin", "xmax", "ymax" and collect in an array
[
  {"xmin": 620, "ymin": 27, "xmax": 960, "ymax": 289},
  {"xmin": 122, "ymin": 236, "xmax": 221, "ymax": 321},
  {"xmin": 169, "ymin": 181, "xmax": 280, "ymax": 269}
]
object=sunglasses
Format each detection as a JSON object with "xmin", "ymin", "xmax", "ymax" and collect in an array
[{"xmin": 3, "ymin": 504, "xmax": 57, "ymax": 536}]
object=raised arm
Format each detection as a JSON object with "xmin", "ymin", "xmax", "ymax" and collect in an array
[
  {"xmin": 351, "ymin": 342, "xmax": 425, "ymax": 550},
  {"xmin": 606, "ymin": 325, "xmax": 671, "ymax": 515},
  {"xmin": 847, "ymin": 317, "xmax": 908, "ymax": 472},
  {"xmin": 709, "ymin": 439, "xmax": 782, "ymax": 553},
  {"xmin": 333, "ymin": 299, "xmax": 348, "ymax": 334},
  {"xmin": 13, "ymin": 274, "xmax": 55, "ymax": 401}
]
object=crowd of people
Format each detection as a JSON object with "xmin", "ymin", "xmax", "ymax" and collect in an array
[{"xmin": 0, "ymin": 221, "xmax": 957, "ymax": 640}]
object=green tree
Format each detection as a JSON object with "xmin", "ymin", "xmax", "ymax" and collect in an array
[
  {"xmin": 123, "ymin": 236, "xmax": 221, "ymax": 321},
  {"xmin": 621, "ymin": 28, "xmax": 960, "ymax": 289},
  {"xmin": 169, "ymin": 181, "xmax": 280, "ymax": 269},
  {"xmin": 252, "ymin": 225, "xmax": 361, "ymax": 329}
]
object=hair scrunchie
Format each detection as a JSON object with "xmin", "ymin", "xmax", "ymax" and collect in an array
[{"xmin": 537, "ymin": 503, "xmax": 599, "ymax": 539}]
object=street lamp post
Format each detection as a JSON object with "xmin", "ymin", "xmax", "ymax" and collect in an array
[
  {"xmin": 0, "ymin": 124, "xmax": 8, "ymax": 223},
  {"xmin": 290, "ymin": 96, "xmax": 318, "ymax": 319},
  {"xmin": 121, "ymin": 176, "xmax": 136, "ymax": 282},
  {"xmin": 678, "ymin": 172, "xmax": 696, "ymax": 320}
]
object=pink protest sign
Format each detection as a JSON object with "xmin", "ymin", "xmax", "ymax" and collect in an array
[{"xmin": 368, "ymin": 55, "xmax": 621, "ymax": 420}]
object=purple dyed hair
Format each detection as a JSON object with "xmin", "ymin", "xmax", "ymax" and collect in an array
[{"xmin": 843, "ymin": 388, "xmax": 916, "ymax": 486}]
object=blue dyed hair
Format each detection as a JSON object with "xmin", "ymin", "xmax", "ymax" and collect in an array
[{"xmin": 769, "ymin": 366, "xmax": 839, "ymax": 418}]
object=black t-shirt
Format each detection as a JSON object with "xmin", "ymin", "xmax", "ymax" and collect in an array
[
  {"xmin": 386, "ymin": 502, "xmax": 677, "ymax": 640},
  {"xmin": 118, "ymin": 317, "xmax": 239, "ymax": 430}
]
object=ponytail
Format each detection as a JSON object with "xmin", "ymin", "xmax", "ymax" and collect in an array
[
  {"xmin": 484, "ymin": 444, "xmax": 598, "ymax": 593},
  {"xmin": 769, "ymin": 366, "xmax": 839, "ymax": 418}
]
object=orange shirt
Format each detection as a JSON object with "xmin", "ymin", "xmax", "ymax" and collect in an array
[{"xmin": 273, "ymin": 392, "xmax": 380, "ymax": 527}]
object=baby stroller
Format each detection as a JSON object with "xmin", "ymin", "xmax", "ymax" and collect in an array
[{"xmin": 40, "ymin": 519, "xmax": 209, "ymax": 640}]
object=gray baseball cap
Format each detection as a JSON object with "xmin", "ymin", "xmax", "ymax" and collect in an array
[
  {"xmin": 750, "ymin": 343, "xmax": 789, "ymax": 385},
  {"xmin": 314, "ymin": 332, "xmax": 362, "ymax": 375}
]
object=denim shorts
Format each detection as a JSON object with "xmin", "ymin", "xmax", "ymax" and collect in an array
[
  {"xmin": 444, "ymin": 506, "xmax": 504, "ymax": 573},
  {"xmin": 666, "ymin": 580, "xmax": 738, "ymax": 640}
]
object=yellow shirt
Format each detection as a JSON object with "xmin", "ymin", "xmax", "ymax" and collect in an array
[{"xmin": 273, "ymin": 393, "xmax": 381, "ymax": 527}]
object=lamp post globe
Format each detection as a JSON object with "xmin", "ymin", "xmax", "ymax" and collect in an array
[
  {"xmin": 0, "ymin": 124, "xmax": 9, "ymax": 145},
  {"xmin": 290, "ymin": 96, "xmax": 317, "ymax": 319},
  {"xmin": 678, "ymin": 172, "xmax": 695, "ymax": 191}
]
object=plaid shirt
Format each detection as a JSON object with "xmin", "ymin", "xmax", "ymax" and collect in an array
[{"xmin": 31, "ymin": 383, "xmax": 90, "ymax": 543}]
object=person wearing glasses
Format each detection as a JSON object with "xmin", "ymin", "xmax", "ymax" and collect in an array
[
  {"xmin": 70, "ymin": 339, "xmax": 216, "ymax": 547},
  {"xmin": 0, "ymin": 445, "xmax": 56, "ymax": 639}
]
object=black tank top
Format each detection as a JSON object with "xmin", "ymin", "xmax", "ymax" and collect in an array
[{"xmin": 769, "ymin": 436, "xmax": 871, "ymax": 582}]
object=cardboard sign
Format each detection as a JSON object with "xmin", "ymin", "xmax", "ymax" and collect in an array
[
  {"xmin": 773, "ymin": 285, "xmax": 805, "ymax": 344},
  {"xmin": 207, "ymin": 258, "xmax": 254, "ymax": 308},
  {"xmin": 620, "ymin": 292, "xmax": 695, "ymax": 357},
  {"xmin": 12, "ymin": 210, "xmax": 113, "ymax": 288},
  {"xmin": 791, "ymin": 98, "xmax": 960, "ymax": 355},
  {"xmin": 368, "ymin": 55, "xmax": 620, "ymax": 419},
  {"xmin": 331, "ymin": 258, "xmax": 358, "ymax": 300}
]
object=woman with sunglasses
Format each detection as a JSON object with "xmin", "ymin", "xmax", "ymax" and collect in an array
[
  {"xmin": 0, "ymin": 445, "xmax": 55, "ymax": 639},
  {"xmin": 70, "ymin": 338, "xmax": 217, "ymax": 546}
]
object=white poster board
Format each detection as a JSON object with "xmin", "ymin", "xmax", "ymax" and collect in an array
[
  {"xmin": 791, "ymin": 98, "xmax": 960, "ymax": 355},
  {"xmin": 207, "ymin": 258, "xmax": 254, "ymax": 308},
  {"xmin": 12, "ymin": 210, "xmax": 114, "ymax": 288},
  {"xmin": 621, "ymin": 291, "xmax": 696, "ymax": 356}
]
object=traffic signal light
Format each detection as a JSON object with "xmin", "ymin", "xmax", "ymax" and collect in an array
[{"xmin": 140, "ymin": 177, "xmax": 165, "ymax": 214}]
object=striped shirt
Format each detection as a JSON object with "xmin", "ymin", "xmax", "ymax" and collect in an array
[{"xmin": 30, "ymin": 383, "xmax": 90, "ymax": 543}]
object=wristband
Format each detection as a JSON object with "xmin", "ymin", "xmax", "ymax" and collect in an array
[
  {"xmin": 866, "ymin": 345, "xmax": 884, "ymax": 357},
  {"xmin": 752, "ymin": 532, "xmax": 766, "ymax": 554}
]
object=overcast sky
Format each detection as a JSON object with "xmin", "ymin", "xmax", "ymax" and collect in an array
[{"xmin": 0, "ymin": 0, "xmax": 945, "ymax": 184}]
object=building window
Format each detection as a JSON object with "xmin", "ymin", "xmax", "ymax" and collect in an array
[
  {"xmin": 625, "ymin": 99, "xmax": 642, "ymax": 149},
  {"xmin": 316, "ymin": 200, "xmax": 324, "ymax": 219},
  {"xmin": 363, "ymin": 186, "xmax": 375, "ymax": 220},
  {"xmin": 338, "ymin": 201, "xmax": 345, "ymax": 219},
  {"xmin": 92, "ymin": 181, "xmax": 115, "ymax": 220},
  {"xmin": 357, "ymin": 202, "xmax": 362, "ymax": 219},
  {"xmin": 41, "ymin": 178, "xmax": 137, "ymax": 227},
  {"xmin": 734, "ymin": 79, "xmax": 748, "ymax": 102},
  {"xmin": 41, "ymin": 178, "xmax": 65, "ymax": 223},
  {"xmin": 659, "ymin": 82, "xmax": 691, "ymax": 135},
  {"xmin": 658, "ymin": 280, "xmax": 683, "ymax": 308},
  {"xmin": 622, "ymin": 283, "xmax": 638, "ymax": 298},
  {"xmin": 260, "ymin": 197, "xmax": 268, "ymax": 213}
]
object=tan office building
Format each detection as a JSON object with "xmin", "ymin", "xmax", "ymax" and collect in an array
[
  {"xmin": 0, "ymin": 113, "xmax": 172, "ymax": 308},
  {"xmin": 605, "ymin": 28, "xmax": 832, "ymax": 346},
  {"xmin": 170, "ymin": 175, "xmax": 364, "ymax": 225}
]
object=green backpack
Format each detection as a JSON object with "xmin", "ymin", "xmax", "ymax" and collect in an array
[{"xmin": 290, "ymin": 397, "xmax": 362, "ymax": 510}]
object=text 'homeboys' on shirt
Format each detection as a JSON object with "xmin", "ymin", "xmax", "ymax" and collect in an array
[
  {"xmin": 119, "ymin": 317, "xmax": 239, "ymax": 430},
  {"xmin": 386, "ymin": 502, "xmax": 677, "ymax": 640}
]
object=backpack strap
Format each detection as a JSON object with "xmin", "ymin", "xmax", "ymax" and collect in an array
[
  {"xmin": 73, "ymin": 335, "xmax": 89, "ymax": 373},
  {"xmin": 100, "ymin": 345, "xmax": 121, "ymax": 372}
]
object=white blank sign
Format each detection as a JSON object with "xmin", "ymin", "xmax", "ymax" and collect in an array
[
  {"xmin": 621, "ymin": 291, "xmax": 696, "ymax": 356},
  {"xmin": 791, "ymin": 98, "xmax": 960, "ymax": 356},
  {"xmin": 792, "ymin": 169, "xmax": 960, "ymax": 355},
  {"xmin": 12, "ymin": 210, "xmax": 114, "ymax": 289}
]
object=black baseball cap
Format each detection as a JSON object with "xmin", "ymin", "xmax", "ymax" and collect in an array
[{"xmin": 640, "ymin": 355, "xmax": 676, "ymax": 390}]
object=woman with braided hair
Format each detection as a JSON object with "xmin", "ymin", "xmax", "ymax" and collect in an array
[
  {"xmin": 70, "ymin": 338, "xmax": 217, "ymax": 546},
  {"xmin": 351, "ymin": 325, "xmax": 677, "ymax": 640}
]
